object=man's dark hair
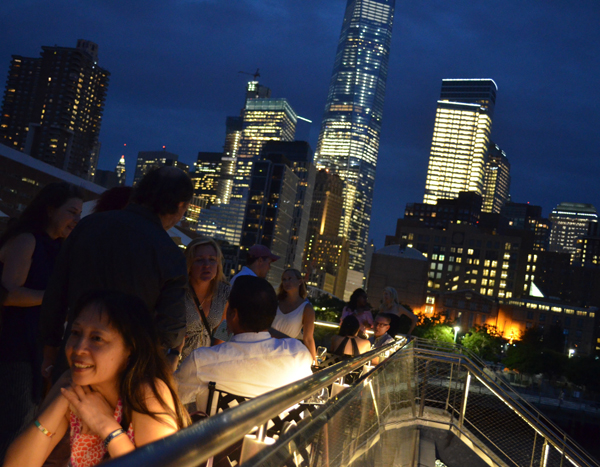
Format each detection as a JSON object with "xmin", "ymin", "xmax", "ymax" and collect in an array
[
  {"xmin": 228, "ymin": 275, "xmax": 277, "ymax": 332},
  {"xmin": 131, "ymin": 167, "xmax": 193, "ymax": 216}
]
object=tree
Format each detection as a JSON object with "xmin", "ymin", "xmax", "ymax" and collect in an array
[
  {"xmin": 412, "ymin": 314, "xmax": 454, "ymax": 343},
  {"xmin": 461, "ymin": 325, "xmax": 506, "ymax": 362},
  {"xmin": 310, "ymin": 293, "xmax": 345, "ymax": 323}
]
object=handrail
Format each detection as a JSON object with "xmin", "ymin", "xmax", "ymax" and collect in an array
[
  {"xmin": 410, "ymin": 341, "xmax": 589, "ymax": 454},
  {"xmin": 412, "ymin": 346, "xmax": 598, "ymax": 467},
  {"xmin": 103, "ymin": 338, "xmax": 408, "ymax": 467}
]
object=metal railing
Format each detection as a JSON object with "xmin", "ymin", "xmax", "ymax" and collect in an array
[
  {"xmin": 103, "ymin": 338, "xmax": 408, "ymax": 467},
  {"xmin": 103, "ymin": 336, "xmax": 598, "ymax": 467}
]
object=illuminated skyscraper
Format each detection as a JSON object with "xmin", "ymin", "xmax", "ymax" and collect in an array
[
  {"xmin": 115, "ymin": 155, "xmax": 126, "ymax": 186},
  {"xmin": 423, "ymin": 79, "xmax": 497, "ymax": 206},
  {"xmin": 315, "ymin": 0, "xmax": 395, "ymax": 272},
  {"xmin": 549, "ymin": 202, "xmax": 598, "ymax": 260},
  {"xmin": 0, "ymin": 40, "xmax": 109, "ymax": 180},
  {"xmin": 192, "ymin": 152, "xmax": 223, "ymax": 206},
  {"xmin": 232, "ymin": 97, "xmax": 297, "ymax": 200},
  {"xmin": 133, "ymin": 149, "xmax": 188, "ymax": 185},
  {"xmin": 482, "ymin": 142, "xmax": 510, "ymax": 213}
]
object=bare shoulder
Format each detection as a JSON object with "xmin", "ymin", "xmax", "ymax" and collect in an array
[
  {"xmin": 141, "ymin": 379, "xmax": 175, "ymax": 406},
  {"xmin": 0, "ymin": 232, "xmax": 36, "ymax": 257}
]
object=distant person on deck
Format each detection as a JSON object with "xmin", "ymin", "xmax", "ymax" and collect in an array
[
  {"xmin": 175, "ymin": 275, "xmax": 313, "ymax": 409},
  {"xmin": 229, "ymin": 244, "xmax": 279, "ymax": 287},
  {"xmin": 40, "ymin": 167, "xmax": 193, "ymax": 377},
  {"xmin": 379, "ymin": 286, "xmax": 417, "ymax": 335}
]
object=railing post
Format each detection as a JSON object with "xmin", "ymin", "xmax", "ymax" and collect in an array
[
  {"xmin": 445, "ymin": 362, "xmax": 454, "ymax": 415},
  {"xmin": 458, "ymin": 371, "xmax": 471, "ymax": 429},
  {"xmin": 540, "ymin": 440, "xmax": 549, "ymax": 467},
  {"xmin": 419, "ymin": 360, "xmax": 429, "ymax": 417}
]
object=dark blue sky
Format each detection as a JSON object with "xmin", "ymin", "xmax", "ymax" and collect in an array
[{"xmin": 1, "ymin": 0, "xmax": 599, "ymax": 248}]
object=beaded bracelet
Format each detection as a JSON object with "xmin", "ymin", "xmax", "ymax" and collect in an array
[
  {"xmin": 34, "ymin": 420, "xmax": 53, "ymax": 438},
  {"xmin": 103, "ymin": 428, "xmax": 126, "ymax": 449}
]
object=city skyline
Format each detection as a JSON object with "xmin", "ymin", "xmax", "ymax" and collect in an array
[{"xmin": 1, "ymin": 1, "xmax": 599, "ymax": 248}]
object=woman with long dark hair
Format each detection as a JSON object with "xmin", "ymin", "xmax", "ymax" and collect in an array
[
  {"xmin": 340, "ymin": 288, "xmax": 373, "ymax": 338},
  {"xmin": 4, "ymin": 290, "xmax": 190, "ymax": 467},
  {"xmin": 0, "ymin": 182, "xmax": 83, "ymax": 459}
]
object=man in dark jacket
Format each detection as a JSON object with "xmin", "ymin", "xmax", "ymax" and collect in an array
[{"xmin": 40, "ymin": 167, "xmax": 193, "ymax": 374}]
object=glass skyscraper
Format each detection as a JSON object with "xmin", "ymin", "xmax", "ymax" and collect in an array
[
  {"xmin": 423, "ymin": 79, "xmax": 498, "ymax": 206},
  {"xmin": 315, "ymin": 0, "xmax": 395, "ymax": 272}
]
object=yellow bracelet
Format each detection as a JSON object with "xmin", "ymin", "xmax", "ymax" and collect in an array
[{"xmin": 34, "ymin": 420, "xmax": 53, "ymax": 438}]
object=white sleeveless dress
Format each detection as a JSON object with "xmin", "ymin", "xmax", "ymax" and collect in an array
[{"xmin": 272, "ymin": 300, "xmax": 308, "ymax": 339}]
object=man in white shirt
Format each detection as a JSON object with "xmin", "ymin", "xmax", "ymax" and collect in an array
[
  {"xmin": 229, "ymin": 244, "xmax": 280, "ymax": 287},
  {"xmin": 175, "ymin": 275, "xmax": 313, "ymax": 407}
]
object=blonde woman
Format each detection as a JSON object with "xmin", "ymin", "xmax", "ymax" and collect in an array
[
  {"xmin": 182, "ymin": 237, "xmax": 230, "ymax": 360},
  {"xmin": 273, "ymin": 269, "xmax": 317, "ymax": 364}
]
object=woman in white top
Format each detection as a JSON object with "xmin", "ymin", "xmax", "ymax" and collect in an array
[{"xmin": 273, "ymin": 269, "xmax": 316, "ymax": 364}]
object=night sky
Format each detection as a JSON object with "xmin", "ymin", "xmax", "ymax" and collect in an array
[{"xmin": 1, "ymin": 1, "xmax": 599, "ymax": 248}]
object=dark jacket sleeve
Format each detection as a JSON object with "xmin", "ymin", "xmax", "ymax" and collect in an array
[
  {"xmin": 39, "ymin": 235, "xmax": 73, "ymax": 347},
  {"xmin": 154, "ymin": 261, "xmax": 187, "ymax": 349}
]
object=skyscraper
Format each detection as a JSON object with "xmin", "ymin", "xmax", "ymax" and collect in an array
[
  {"xmin": 232, "ymin": 96, "xmax": 297, "ymax": 201},
  {"xmin": 261, "ymin": 141, "xmax": 316, "ymax": 270},
  {"xmin": 549, "ymin": 202, "xmax": 598, "ymax": 260},
  {"xmin": 482, "ymin": 142, "xmax": 510, "ymax": 213},
  {"xmin": 133, "ymin": 149, "xmax": 188, "ymax": 185},
  {"xmin": 241, "ymin": 154, "xmax": 299, "ymax": 285},
  {"xmin": 315, "ymin": 0, "xmax": 396, "ymax": 273},
  {"xmin": 423, "ymin": 79, "xmax": 497, "ymax": 206},
  {"xmin": 115, "ymin": 155, "xmax": 126, "ymax": 186},
  {"xmin": 0, "ymin": 40, "xmax": 109, "ymax": 180},
  {"xmin": 191, "ymin": 152, "xmax": 223, "ymax": 206}
]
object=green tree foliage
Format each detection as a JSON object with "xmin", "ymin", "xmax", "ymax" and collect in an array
[
  {"xmin": 310, "ymin": 293, "xmax": 345, "ymax": 323},
  {"xmin": 503, "ymin": 326, "xmax": 568, "ymax": 380},
  {"xmin": 461, "ymin": 325, "xmax": 506, "ymax": 362},
  {"xmin": 412, "ymin": 314, "xmax": 454, "ymax": 343}
]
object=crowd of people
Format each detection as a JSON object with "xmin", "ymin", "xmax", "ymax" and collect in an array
[{"xmin": 0, "ymin": 167, "xmax": 415, "ymax": 466}]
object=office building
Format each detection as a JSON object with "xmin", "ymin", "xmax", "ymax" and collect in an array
[
  {"xmin": 115, "ymin": 155, "xmax": 126, "ymax": 186},
  {"xmin": 482, "ymin": 143, "xmax": 510, "ymax": 213},
  {"xmin": 501, "ymin": 202, "xmax": 550, "ymax": 251},
  {"xmin": 423, "ymin": 79, "xmax": 497, "ymax": 206},
  {"xmin": 217, "ymin": 117, "xmax": 243, "ymax": 204},
  {"xmin": 133, "ymin": 149, "xmax": 188, "ymax": 185},
  {"xmin": 405, "ymin": 191, "xmax": 482, "ymax": 229},
  {"xmin": 314, "ymin": 0, "xmax": 396, "ymax": 273},
  {"xmin": 386, "ymin": 218, "xmax": 538, "ymax": 301},
  {"xmin": 191, "ymin": 152, "xmax": 223, "ymax": 206},
  {"xmin": 240, "ymin": 154, "xmax": 299, "ymax": 285},
  {"xmin": 262, "ymin": 141, "xmax": 315, "ymax": 270},
  {"xmin": 232, "ymin": 96, "xmax": 297, "ymax": 201},
  {"xmin": 303, "ymin": 169, "xmax": 349, "ymax": 298},
  {"xmin": 548, "ymin": 202, "xmax": 598, "ymax": 259},
  {"xmin": 0, "ymin": 40, "xmax": 109, "ymax": 180},
  {"xmin": 366, "ymin": 244, "xmax": 429, "ymax": 313}
]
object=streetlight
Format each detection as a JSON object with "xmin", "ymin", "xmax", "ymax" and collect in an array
[
  {"xmin": 454, "ymin": 325, "xmax": 460, "ymax": 343},
  {"xmin": 568, "ymin": 348, "xmax": 575, "ymax": 358}
]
